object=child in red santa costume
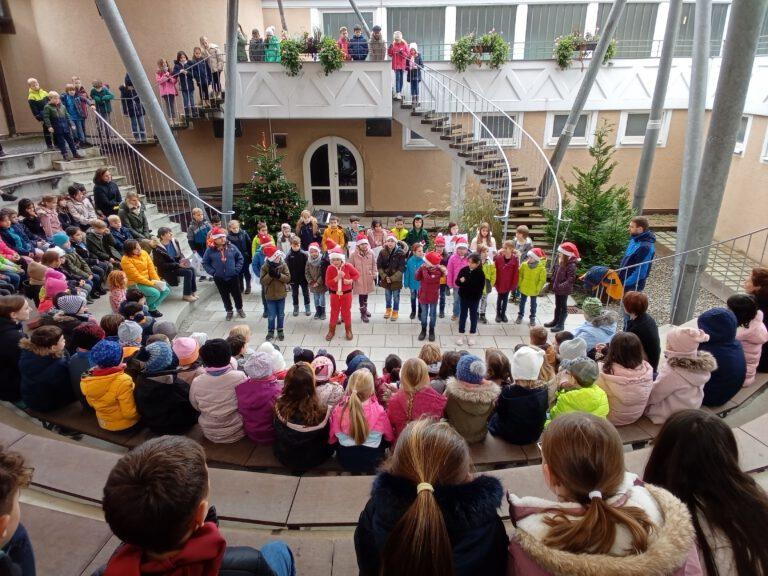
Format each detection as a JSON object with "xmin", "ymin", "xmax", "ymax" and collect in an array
[{"xmin": 325, "ymin": 246, "xmax": 360, "ymax": 341}]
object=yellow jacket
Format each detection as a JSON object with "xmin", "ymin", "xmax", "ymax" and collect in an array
[
  {"xmin": 322, "ymin": 226, "xmax": 346, "ymax": 251},
  {"xmin": 80, "ymin": 367, "xmax": 140, "ymax": 431},
  {"xmin": 391, "ymin": 227, "xmax": 408, "ymax": 241},
  {"xmin": 121, "ymin": 250, "xmax": 160, "ymax": 286}
]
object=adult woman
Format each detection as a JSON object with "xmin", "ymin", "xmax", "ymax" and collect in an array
[
  {"xmin": 117, "ymin": 191, "xmax": 150, "ymax": 240},
  {"xmin": 152, "ymin": 226, "xmax": 197, "ymax": 302},
  {"xmin": 0, "ymin": 295, "xmax": 30, "ymax": 402},
  {"xmin": 120, "ymin": 239, "xmax": 170, "ymax": 317},
  {"xmin": 295, "ymin": 210, "xmax": 320, "ymax": 251},
  {"xmin": 644, "ymin": 409, "xmax": 768, "ymax": 575},
  {"xmin": 264, "ymin": 26, "xmax": 281, "ymax": 63},
  {"xmin": 623, "ymin": 291, "xmax": 661, "ymax": 372},
  {"xmin": 746, "ymin": 266, "xmax": 768, "ymax": 373},
  {"xmin": 354, "ymin": 419, "xmax": 508, "ymax": 576},
  {"xmin": 66, "ymin": 183, "xmax": 97, "ymax": 231},
  {"xmin": 470, "ymin": 222, "xmax": 497, "ymax": 256},
  {"xmin": 92, "ymin": 167, "xmax": 122, "ymax": 217}
]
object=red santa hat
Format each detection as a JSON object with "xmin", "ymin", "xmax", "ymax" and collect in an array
[
  {"xmin": 325, "ymin": 239, "xmax": 337, "ymax": 251},
  {"xmin": 455, "ymin": 235, "xmax": 469, "ymax": 250},
  {"xmin": 434, "ymin": 234, "xmax": 446, "ymax": 247},
  {"xmin": 355, "ymin": 232, "xmax": 369, "ymax": 246},
  {"xmin": 528, "ymin": 247, "xmax": 545, "ymax": 261},
  {"xmin": 210, "ymin": 227, "xmax": 227, "ymax": 240},
  {"xmin": 308, "ymin": 242, "xmax": 321, "ymax": 253},
  {"xmin": 557, "ymin": 242, "xmax": 581, "ymax": 261},
  {"xmin": 329, "ymin": 247, "xmax": 345, "ymax": 261},
  {"xmin": 262, "ymin": 244, "xmax": 277, "ymax": 258},
  {"xmin": 425, "ymin": 251, "xmax": 442, "ymax": 266}
]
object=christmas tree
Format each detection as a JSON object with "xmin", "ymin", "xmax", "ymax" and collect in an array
[
  {"xmin": 544, "ymin": 122, "xmax": 634, "ymax": 272},
  {"xmin": 236, "ymin": 138, "xmax": 306, "ymax": 235}
]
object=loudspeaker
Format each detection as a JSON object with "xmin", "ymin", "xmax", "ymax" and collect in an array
[
  {"xmin": 366, "ymin": 118, "xmax": 391, "ymax": 137},
  {"xmin": 212, "ymin": 119, "xmax": 243, "ymax": 138},
  {"xmin": 273, "ymin": 133, "xmax": 287, "ymax": 148}
]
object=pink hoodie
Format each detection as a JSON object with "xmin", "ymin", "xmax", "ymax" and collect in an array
[
  {"xmin": 387, "ymin": 386, "xmax": 447, "ymax": 440},
  {"xmin": 328, "ymin": 395, "xmax": 394, "ymax": 445},
  {"xmin": 597, "ymin": 361, "xmax": 654, "ymax": 426},
  {"xmin": 446, "ymin": 252, "xmax": 469, "ymax": 288},
  {"xmin": 644, "ymin": 352, "xmax": 717, "ymax": 424},
  {"xmin": 736, "ymin": 310, "xmax": 768, "ymax": 387}
]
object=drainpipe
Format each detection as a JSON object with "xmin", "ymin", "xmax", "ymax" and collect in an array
[
  {"xmin": 221, "ymin": 0, "xmax": 239, "ymax": 221},
  {"xmin": 348, "ymin": 0, "xmax": 372, "ymax": 38}
]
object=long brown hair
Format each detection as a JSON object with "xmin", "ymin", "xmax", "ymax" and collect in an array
[
  {"xmin": 380, "ymin": 419, "xmax": 471, "ymax": 576},
  {"xmin": 275, "ymin": 363, "xmax": 326, "ymax": 426},
  {"xmin": 602, "ymin": 331, "xmax": 644, "ymax": 373},
  {"xmin": 541, "ymin": 412, "xmax": 654, "ymax": 554},
  {"xmin": 644, "ymin": 410, "xmax": 768, "ymax": 576},
  {"xmin": 295, "ymin": 210, "xmax": 318, "ymax": 236},
  {"xmin": 341, "ymin": 369, "xmax": 374, "ymax": 445},
  {"xmin": 400, "ymin": 358, "xmax": 429, "ymax": 419}
]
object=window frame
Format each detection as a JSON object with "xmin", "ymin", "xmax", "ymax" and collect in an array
[
  {"xmin": 474, "ymin": 112, "xmax": 523, "ymax": 149},
  {"xmin": 544, "ymin": 112, "xmax": 598, "ymax": 148},
  {"xmin": 403, "ymin": 128, "xmax": 437, "ymax": 150},
  {"xmin": 761, "ymin": 126, "xmax": 768, "ymax": 164},
  {"xmin": 616, "ymin": 110, "xmax": 672, "ymax": 148},
  {"xmin": 734, "ymin": 115, "xmax": 752, "ymax": 156}
]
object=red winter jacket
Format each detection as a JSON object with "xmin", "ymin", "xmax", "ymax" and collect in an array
[
  {"xmin": 388, "ymin": 41, "xmax": 409, "ymax": 70},
  {"xmin": 387, "ymin": 386, "xmax": 447, "ymax": 440},
  {"xmin": 415, "ymin": 264, "xmax": 444, "ymax": 304},
  {"xmin": 494, "ymin": 252, "xmax": 520, "ymax": 294},
  {"xmin": 325, "ymin": 262, "xmax": 360, "ymax": 294}
]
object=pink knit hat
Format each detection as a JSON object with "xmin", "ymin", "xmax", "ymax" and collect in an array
[
  {"xmin": 45, "ymin": 274, "xmax": 69, "ymax": 299},
  {"xmin": 665, "ymin": 326, "xmax": 710, "ymax": 358},
  {"xmin": 311, "ymin": 355, "xmax": 334, "ymax": 383},
  {"xmin": 172, "ymin": 337, "xmax": 200, "ymax": 366}
]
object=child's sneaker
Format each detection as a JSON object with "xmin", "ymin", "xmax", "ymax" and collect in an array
[
  {"xmin": 266, "ymin": 331, "xmax": 274, "ymax": 341},
  {"xmin": 515, "ymin": 315, "xmax": 523, "ymax": 324},
  {"xmin": 479, "ymin": 314, "xmax": 487, "ymax": 324},
  {"xmin": 451, "ymin": 314, "xmax": 458, "ymax": 321},
  {"xmin": 391, "ymin": 310, "xmax": 399, "ymax": 322},
  {"xmin": 225, "ymin": 311, "xmax": 233, "ymax": 321},
  {"xmin": 467, "ymin": 335, "xmax": 476, "ymax": 346},
  {"xmin": 277, "ymin": 329, "xmax": 285, "ymax": 341},
  {"xmin": 313, "ymin": 309, "xmax": 321, "ymax": 319},
  {"xmin": 292, "ymin": 306, "xmax": 299, "ymax": 317},
  {"xmin": 410, "ymin": 309, "xmax": 416, "ymax": 320},
  {"xmin": 262, "ymin": 311, "xmax": 268, "ymax": 319},
  {"xmin": 439, "ymin": 311, "xmax": 445, "ymax": 318},
  {"xmin": 455, "ymin": 334, "xmax": 466, "ymax": 346},
  {"xmin": 237, "ymin": 309, "xmax": 246, "ymax": 318},
  {"xmin": 529, "ymin": 317, "xmax": 536, "ymax": 326},
  {"xmin": 383, "ymin": 307, "xmax": 391, "ymax": 319},
  {"xmin": 305, "ymin": 307, "xmax": 311, "ymax": 316}
]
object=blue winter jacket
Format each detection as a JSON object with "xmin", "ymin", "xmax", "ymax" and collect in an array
[
  {"xmin": 619, "ymin": 230, "xmax": 656, "ymax": 291},
  {"xmin": 228, "ymin": 230, "xmax": 253, "ymax": 265},
  {"xmin": 173, "ymin": 60, "xmax": 196, "ymax": 93},
  {"xmin": 109, "ymin": 227, "xmax": 134, "ymax": 252},
  {"xmin": 203, "ymin": 244, "xmax": 244, "ymax": 280},
  {"xmin": 349, "ymin": 35, "xmax": 369, "ymax": 60},
  {"xmin": 403, "ymin": 255, "xmax": 423, "ymax": 291},
  {"xmin": 488, "ymin": 384, "xmax": 548, "ymax": 445},
  {"xmin": 191, "ymin": 57, "xmax": 213, "ymax": 86},
  {"xmin": 19, "ymin": 348, "xmax": 74, "ymax": 412},
  {"xmin": 572, "ymin": 310, "xmax": 618, "ymax": 352},
  {"xmin": 251, "ymin": 246, "xmax": 267, "ymax": 281},
  {"xmin": 698, "ymin": 307, "xmax": 746, "ymax": 407},
  {"xmin": 61, "ymin": 93, "xmax": 86, "ymax": 120}
]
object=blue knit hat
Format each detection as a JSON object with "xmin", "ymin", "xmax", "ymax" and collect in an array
[
  {"xmin": 145, "ymin": 341, "xmax": 173, "ymax": 373},
  {"xmin": 51, "ymin": 232, "xmax": 70, "ymax": 248},
  {"xmin": 89, "ymin": 340, "xmax": 123, "ymax": 368},
  {"xmin": 456, "ymin": 354, "xmax": 486, "ymax": 385},
  {"xmin": 345, "ymin": 353, "xmax": 370, "ymax": 376}
]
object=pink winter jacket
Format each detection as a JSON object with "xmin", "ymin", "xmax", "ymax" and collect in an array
[
  {"xmin": 236, "ymin": 376, "xmax": 282, "ymax": 444},
  {"xmin": 349, "ymin": 249, "xmax": 377, "ymax": 295},
  {"xmin": 387, "ymin": 386, "xmax": 447, "ymax": 440},
  {"xmin": 0, "ymin": 240, "xmax": 18, "ymax": 260},
  {"xmin": 329, "ymin": 395, "xmax": 394, "ymax": 445},
  {"xmin": 156, "ymin": 70, "xmax": 178, "ymax": 97},
  {"xmin": 189, "ymin": 367, "xmax": 247, "ymax": 443},
  {"xmin": 644, "ymin": 352, "xmax": 717, "ymax": 424},
  {"xmin": 597, "ymin": 361, "xmax": 654, "ymax": 426},
  {"xmin": 446, "ymin": 252, "xmax": 469, "ymax": 288},
  {"xmin": 736, "ymin": 310, "xmax": 768, "ymax": 386}
]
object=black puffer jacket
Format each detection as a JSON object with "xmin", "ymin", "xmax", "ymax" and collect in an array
[
  {"xmin": 285, "ymin": 248, "xmax": 308, "ymax": 285},
  {"xmin": 354, "ymin": 472, "xmax": 508, "ymax": 576},
  {"xmin": 272, "ymin": 408, "xmax": 334, "ymax": 473},
  {"xmin": 93, "ymin": 181, "xmax": 122, "ymax": 217},
  {"xmin": 488, "ymin": 383, "xmax": 548, "ymax": 445},
  {"xmin": 152, "ymin": 242, "xmax": 184, "ymax": 287},
  {"xmin": 626, "ymin": 312, "xmax": 661, "ymax": 372},
  {"xmin": 134, "ymin": 371, "xmax": 199, "ymax": 434},
  {"xmin": 0, "ymin": 317, "xmax": 25, "ymax": 402}
]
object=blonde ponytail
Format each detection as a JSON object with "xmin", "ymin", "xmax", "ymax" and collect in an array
[{"xmin": 345, "ymin": 369, "xmax": 374, "ymax": 446}]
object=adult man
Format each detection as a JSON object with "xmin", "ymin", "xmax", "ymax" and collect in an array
[{"xmin": 618, "ymin": 216, "xmax": 656, "ymax": 292}]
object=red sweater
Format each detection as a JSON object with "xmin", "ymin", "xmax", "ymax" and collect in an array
[
  {"xmin": 325, "ymin": 262, "xmax": 360, "ymax": 294},
  {"xmin": 494, "ymin": 252, "xmax": 520, "ymax": 293},
  {"xmin": 415, "ymin": 264, "xmax": 444, "ymax": 304}
]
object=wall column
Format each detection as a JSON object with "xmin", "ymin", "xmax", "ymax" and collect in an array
[
  {"xmin": 444, "ymin": 6, "xmax": 457, "ymax": 61},
  {"xmin": 513, "ymin": 5, "xmax": 527, "ymax": 60},
  {"xmin": 584, "ymin": 2, "xmax": 600, "ymax": 35}
]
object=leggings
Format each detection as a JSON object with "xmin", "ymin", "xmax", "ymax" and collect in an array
[{"xmin": 136, "ymin": 283, "xmax": 171, "ymax": 311}]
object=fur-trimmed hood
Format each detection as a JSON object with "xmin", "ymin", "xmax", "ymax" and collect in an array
[
  {"xmin": 18, "ymin": 338, "xmax": 65, "ymax": 358},
  {"xmin": 666, "ymin": 351, "xmax": 717, "ymax": 372},
  {"xmin": 590, "ymin": 310, "xmax": 619, "ymax": 328},
  {"xmin": 446, "ymin": 377, "xmax": 501, "ymax": 411},
  {"xmin": 508, "ymin": 473, "xmax": 699, "ymax": 576}
]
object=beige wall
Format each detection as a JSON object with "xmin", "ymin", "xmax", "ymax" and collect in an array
[{"xmin": 261, "ymin": 8, "xmax": 311, "ymax": 35}]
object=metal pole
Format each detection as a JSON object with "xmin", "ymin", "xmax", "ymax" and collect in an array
[
  {"xmin": 221, "ymin": 0, "xmax": 238, "ymax": 220},
  {"xmin": 348, "ymin": 0, "xmax": 372, "ymax": 38},
  {"xmin": 276, "ymin": 0, "xmax": 288, "ymax": 33},
  {"xmin": 632, "ymin": 0, "xmax": 683, "ymax": 212},
  {"xmin": 671, "ymin": 0, "xmax": 710, "ymax": 309},
  {"xmin": 671, "ymin": 0, "xmax": 767, "ymax": 325},
  {"xmin": 95, "ymin": 0, "xmax": 203, "ymax": 207},
  {"xmin": 544, "ymin": 0, "xmax": 627, "ymax": 186}
]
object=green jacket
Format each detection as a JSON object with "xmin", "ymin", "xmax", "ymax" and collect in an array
[
  {"xmin": 118, "ymin": 202, "xmax": 150, "ymax": 240},
  {"xmin": 86, "ymin": 229, "xmax": 122, "ymax": 262},
  {"xmin": 90, "ymin": 87, "xmax": 114, "ymax": 114},
  {"xmin": 64, "ymin": 251, "xmax": 92, "ymax": 279},
  {"xmin": 237, "ymin": 30, "xmax": 248, "ymax": 62},
  {"xmin": 547, "ymin": 385, "xmax": 609, "ymax": 426},
  {"xmin": 265, "ymin": 36, "xmax": 281, "ymax": 63},
  {"xmin": 482, "ymin": 260, "xmax": 496, "ymax": 295},
  {"xmin": 518, "ymin": 258, "xmax": 547, "ymax": 297},
  {"xmin": 42, "ymin": 102, "xmax": 70, "ymax": 130},
  {"xmin": 404, "ymin": 227, "xmax": 430, "ymax": 248}
]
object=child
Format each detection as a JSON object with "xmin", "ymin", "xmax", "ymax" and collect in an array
[
  {"xmin": 548, "ymin": 357, "xmax": 609, "ymax": 425},
  {"xmin": 107, "ymin": 215, "xmax": 133, "ymax": 252},
  {"xmin": 386, "ymin": 357, "xmax": 447, "ymax": 440},
  {"xmin": 0, "ymin": 446, "xmax": 35, "ymax": 575},
  {"xmin": 727, "ymin": 293, "xmax": 768, "ymax": 386},
  {"xmin": 517, "ymin": 247, "xmax": 547, "ymax": 326},
  {"xmin": 228, "ymin": 324, "xmax": 254, "ymax": 367},
  {"xmin": 349, "ymin": 233, "xmax": 376, "ymax": 322},
  {"xmin": 27, "ymin": 77, "xmax": 53, "ymax": 149},
  {"xmin": 186, "ymin": 207, "xmax": 212, "ymax": 264},
  {"xmin": 286, "ymin": 236, "xmax": 310, "ymax": 317},
  {"xmin": 405, "ymin": 214, "xmax": 429, "ymax": 248},
  {"xmin": 478, "ymin": 245, "xmax": 496, "ymax": 324},
  {"xmin": 305, "ymin": 242, "xmax": 327, "ymax": 320},
  {"xmin": 226, "ymin": 219, "xmax": 253, "ymax": 294},
  {"xmin": 405, "ymin": 43, "xmax": 423, "ymax": 105},
  {"xmin": 404, "ymin": 242, "xmax": 424, "ymax": 320},
  {"xmin": 344, "ymin": 215, "xmax": 362, "ymax": 249},
  {"xmin": 189, "ymin": 339, "xmax": 247, "ymax": 443},
  {"xmin": 100, "ymin": 436, "xmax": 294, "ymax": 574},
  {"xmin": 156, "ymin": 58, "xmax": 178, "ymax": 121},
  {"xmin": 445, "ymin": 354, "xmax": 500, "ymax": 443},
  {"xmin": 377, "ymin": 234, "xmax": 406, "ymax": 321},
  {"xmin": 100, "ymin": 314, "xmax": 125, "ymax": 340},
  {"xmin": 530, "ymin": 326, "xmax": 557, "ymax": 381},
  {"xmin": 312, "ymin": 355, "xmax": 345, "ymax": 408},
  {"xmin": 62, "ymin": 83, "xmax": 89, "ymax": 146},
  {"xmin": 81, "ymin": 339, "xmax": 140, "ymax": 432},
  {"xmin": 489, "ymin": 346, "xmax": 548, "ymax": 445},
  {"xmin": 37, "ymin": 195, "xmax": 62, "ymax": 238},
  {"xmin": 52, "ymin": 231, "xmax": 97, "ymax": 297},
  {"xmin": 572, "ymin": 297, "xmax": 619, "ymax": 354},
  {"xmin": 381, "ymin": 354, "xmax": 402, "ymax": 387},
  {"xmin": 455, "ymin": 253, "xmax": 485, "ymax": 346},
  {"xmin": 337, "ymin": 26, "xmax": 351, "ymax": 59},
  {"xmin": 546, "ymin": 241, "xmax": 579, "ymax": 332},
  {"xmin": 446, "ymin": 235, "xmax": 469, "ymax": 321},
  {"xmin": 69, "ymin": 322, "xmax": 106, "ymax": 408},
  {"xmin": 173, "ymin": 336, "xmax": 205, "ymax": 386},
  {"xmin": 277, "ymin": 223, "xmax": 293, "ymax": 254},
  {"xmin": 173, "ymin": 51, "xmax": 197, "ymax": 118},
  {"xmin": 42, "ymin": 90, "xmax": 82, "ymax": 161},
  {"xmin": 227, "ymin": 334, "xmax": 248, "ymax": 371},
  {"xmin": 493, "ymin": 239, "xmax": 520, "ymax": 322},
  {"xmin": 296, "ymin": 210, "xmax": 320, "ymax": 251},
  {"xmin": 259, "ymin": 245, "xmax": 290, "ymax": 341},
  {"xmin": 508, "ymin": 412, "xmax": 701, "ymax": 574},
  {"xmin": 415, "ymin": 251, "xmax": 444, "ymax": 342},
  {"xmin": 433, "ymin": 234, "xmax": 449, "ymax": 317},
  {"xmin": 597, "ymin": 332, "xmax": 654, "ymax": 426},
  {"xmin": 389, "ymin": 215, "xmax": 406, "ymax": 242},
  {"xmin": 87, "ymin": 218, "xmax": 122, "ymax": 265},
  {"xmin": 484, "ymin": 348, "xmax": 512, "ymax": 387},
  {"xmin": 191, "ymin": 46, "xmax": 213, "ymax": 107},
  {"xmin": 325, "ymin": 247, "xmax": 359, "ymax": 341},
  {"xmin": 251, "ymin": 221, "xmax": 275, "ymax": 256},
  {"xmin": 470, "ymin": 222, "xmax": 497, "ymax": 256},
  {"xmin": 698, "ymin": 307, "xmax": 747, "ymax": 407},
  {"xmin": 117, "ymin": 319, "xmax": 143, "ymax": 359},
  {"xmin": 19, "ymin": 325, "xmax": 74, "ymax": 412},
  {"xmin": 236, "ymin": 351, "xmax": 282, "ymax": 445},
  {"xmin": 203, "ymin": 227, "xmax": 245, "ymax": 321},
  {"xmin": 445, "ymin": 222, "xmax": 461, "ymax": 254},
  {"xmin": 322, "ymin": 215, "xmax": 346, "ymax": 251},
  {"xmin": 644, "ymin": 327, "xmax": 715, "ymax": 423},
  {"xmin": 513, "ymin": 224, "xmax": 533, "ymax": 285},
  {"xmin": 329, "ymin": 368, "xmax": 394, "ymax": 473},
  {"xmin": 89, "ymin": 79, "xmax": 114, "ymax": 120}
]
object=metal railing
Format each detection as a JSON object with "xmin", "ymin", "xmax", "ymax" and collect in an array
[{"xmin": 153, "ymin": 51, "xmax": 226, "ymax": 125}]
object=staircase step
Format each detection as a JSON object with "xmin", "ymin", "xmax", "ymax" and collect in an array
[
  {"xmin": 53, "ymin": 156, "xmax": 108, "ymax": 171},
  {"xmin": 421, "ymin": 115, "xmax": 449, "ymax": 125},
  {"xmin": 440, "ymin": 132, "xmax": 474, "ymax": 141},
  {"xmin": 432, "ymin": 124, "xmax": 462, "ymax": 134},
  {"xmin": 465, "ymin": 157, "xmax": 503, "ymax": 167},
  {"xmin": 506, "ymin": 205, "xmax": 546, "ymax": 215},
  {"xmin": 458, "ymin": 148, "xmax": 497, "ymax": 159},
  {"xmin": 400, "ymin": 103, "xmax": 413, "ymax": 110},
  {"xmin": 474, "ymin": 166, "xmax": 515, "ymax": 176}
]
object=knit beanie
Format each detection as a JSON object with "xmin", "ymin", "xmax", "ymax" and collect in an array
[
  {"xmin": 117, "ymin": 320, "xmax": 143, "ymax": 347},
  {"xmin": 582, "ymin": 297, "xmax": 604, "ymax": 321},
  {"xmin": 44, "ymin": 274, "xmax": 69, "ymax": 299},
  {"xmin": 316, "ymin": 348, "xmax": 337, "ymax": 374},
  {"xmin": 152, "ymin": 321, "xmax": 178, "ymax": 340},
  {"xmin": 51, "ymin": 232, "xmax": 70, "ymax": 248},
  {"xmin": 345, "ymin": 353, "xmax": 370, "ymax": 376},
  {"xmin": 262, "ymin": 244, "xmax": 277, "ymax": 259},
  {"xmin": 199, "ymin": 338, "xmax": 232, "ymax": 368},
  {"xmin": 190, "ymin": 332, "xmax": 208, "ymax": 348},
  {"xmin": 511, "ymin": 346, "xmax": 545, "ymax": 381},
  {"xmin": 293, "ymin": 347, "xmax": 315, "ymax": 364},
  {"xmin": 172, "ymin": 337, "xmax": 200, "ymax": 366},
  {"xmin": 244, "ymin": 351, "xmax": 273, "ymax": 380},
  {"xmin": 72, "ymin": 322, "xmax": 106, "ymax": 351},
  {"xmin": 666, "ymin": 327, "xmax": 710, "ymax": 358},
  {"xmin": 56, "ymin": 294, "xmax": 87, "ymax": 315},
  {"xmin": 456, "ymin": 354, "xmax": 486, "ymax": 385},
  {"xmin": 425, "ymin": 251, "xmax": 442, "ymax": 266},
  {"xmin": 558, "ymin": 337, "xmax": 588, "ymax": 368},
  {"xmin": 257, "ymin": 341, "xmax": 286, "ymax": 372},
  {"xmin": 312, "ymin": 355, "xmax": 335, "ymax": 383},
  {"xmin": 89, "ymin": 340, "xmax": 123, "ymax": 368},
  {"xmin": 567, "ymin": 357, "xmax": 599, "ymax": 386},
  {"xmin": 145, "ymin": 341, "xmax": 173, "ymax": 373}
]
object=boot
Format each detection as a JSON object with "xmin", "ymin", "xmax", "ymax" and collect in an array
[
  {"xmin": 325, "ymin": 324, "xmax": 336, "ymax": 341},
  {"xmin": 320, "ymin": 306, "xmax": 327, "ymax": 320},
  {"xmin": 479, "ymin": 313, "xmax": 488, "ymax": 324},
  {"xmin": 501, "ymin": 313, "xmax": 509, "ymax": 323},
  {"xmin": 313, "ymin": 307, "xmax": 321, "ymax": 320},
  {"xmin": 391, "ymin": 310, "xmax": 399, "ymax": 322},
  {"xmin": 543, "ymin": 318, "xmax": 557, "ymax": 328},
  {"xmin": 361, "ymin": 307, "xmax": 369, "ymax": 323},
  {"xmin": 495, "ymin": 314, "xmax": 503, "ymax": 323},
  {"xmin": 428, "ymin": 327, "xmax": 436, "ymax": 342},
  {"xmin": 266, "ymin": 331, "xmax": 274, "ymax": 341},
  {"xmin": 365, "ymin": 307, "xmax": 372, "ymax": 318},
  {"xmin": 410, "ymin": 305, "xmax": 416, "ymax": 320},
  {"xmin": 293, "ymin": 306, "xmax": 299, "ymax": 317},
  {"xmin": 277, "ymin": 329, "xmax": 285, "ymax": 341},
  {"xmin": 418, "ymin": 326, "xmax": 427, "ymax": 341},
  {"xmin": 515, "ymin": 315, "xmax": 523, "ymax": 324},
  {"xmin": 305, "ymin": 306, "xmax": 312, "ymax": 316},
  {"xmin": 384, "ymin": 307, "xmax": 391, "ymax": 319},
  {"xmin": 529, "ymin": 317, "xmax": 536, "ymax": 327},
  {"xmin": 345, "ymin": 325, "xmax": 354, "ymax": 341}
]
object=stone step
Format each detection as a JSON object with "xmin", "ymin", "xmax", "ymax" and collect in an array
[
  {"xmin": 53, "ymin": 156, "xmax": 108, "ymax": 171},
  {"xmin": 0, "ymin": 146, "xmax": 101, "ymax": 179}
]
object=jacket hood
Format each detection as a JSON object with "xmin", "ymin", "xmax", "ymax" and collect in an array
[
  {"xmin": 666, "ymin": 351, "xmax": 717, "ymax": 373},
  {"xmin": 446, "ymin": 377, "xmax": 500, "ymax": 414},
  {"xmin": 602, "ymin": 361, "xmax": 653, "ymax": 385},
  {"xmin": 81, "ymin": 368, "xmax": 127, "ymax": 402},
  {"xmin": 697, "ymin": 307, "xmax": 737, "ymax": 342},
  {"xmin": 589, "ymin": 310, "xmax": 618, "ymax": 328},
  {"xmin": 509, "ymin": 475, "xmax": 696, "ymax": 576},
  {"xmin": 738, "ymin": 310, "xmax": 768, "ymax": 343},
  {"xmin": 632, "ymin": 230, "xmax": 656, "ymax": 244},
  {"xmin": 19, "ymin": 339, "xmax": 64, "ymax": 357},
  {"xmin": 372, "ymin": 472, "xmax": 503, "ymax": 532}
]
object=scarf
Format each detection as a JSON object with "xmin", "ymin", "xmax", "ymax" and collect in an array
[{"xmin": 268, "ymin": 250, "xmax": 285, "ymax": 263}]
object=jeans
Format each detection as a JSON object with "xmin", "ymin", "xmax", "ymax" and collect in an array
[
  {"xmin": 162, "ymin": 94, "xmax": 176, "ymax": 119},
  {"xmin": 518, "ymin": 294, "xmax": 537, "ymax": 318},
  {"xmin": 214, "ymin": 276, "xmax": 242, "ymax": 312},
  {"xmin": 266, "ymin": 298, "xmax": 286, "ymax": 331},
  {"xmin": 212, "ymin": 71, "xmax": 222, "ymax": 94},
  {"xmin": 419, "ymin": 301, "xmax": 437, "ymax": 330},
  {"xmin": 410, "ymin": 289, "xmax": 419, "ymax": 314},
  {"xmin": 439, "ymin": 284, "xmax": 447, "ymax": 315},
  {"xmin": 385, "ymin": 288, "xmax": 400, "ymax": 311},
  {"xmin": 459, "ymin": 297, "xmax": 480, "ymax": 334},
  {"xmin": 181, "ymin": 89, "xmax": 195, "ymax": 116},
  {"xmin": 313, "ymin": 291, "xmax": 326, "ymax": 310},
  {"xmin": 129, "ymin": 115, "xmax": 146, "ymax": 141},
  {"xmin": 177, "ymin": 267, "xmax": 197, "ymax": 296},
  {"xmin": 410, "ymin": 79, "xmax": 419, "ymax": 99},
  {"xmin": 259, "ymin": 541, "xmax": 296, "ymax": 576},
  {"xmin": 136, "ymin": 282, "xmax": 171, "ymax": 311},
  {"xmin": 198, "ymin": 83, "xmax": 210, "ymax": 103},
  {"xmin": 72, "ymin": 117, "xmax": 86, "ymax": 143},
  {"xmin": 291, "ymin": 282, "xmax": 310, "ymax": 309},
  {"xmin": 1, "ymin": 271, "xmax": 21, "ymax": 291},
  {"xmin": 453, "ymin": 291, "xmax": 462, "ymax": 317},
  {"xmin": 497, "ymin": 291, "xmax": 509, "ymax": 317},
  {"xmin": 395, "ymin": 70, "xmax": 404, "ymax": 93},
  {"xmin": 39, "ymin": 120, "xmax": 53, "ymax": 147},
  {"xmin": 53, "ymin": 130, "xmax": 78, "ymax": 157},
  {"xmin": 2, "ymin": 523, "xmax": 36, "ymax": 576}
]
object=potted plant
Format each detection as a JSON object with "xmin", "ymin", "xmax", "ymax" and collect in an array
[
  {"xmin": 318, "ymin": 36, "xmax": 344, "ymax": 76},
  {"xmin": 303, "ymin": 27, "xmax": 323, "ymax": 60},
  {"xmin": 479, "ymin": 30, "xmax": 510, "ymax": 69},
  {"xmin": 553, "ymin": 33, "xmax": 617, "ymax": 70},
  {"xmin": 451, "ymin": 34, "xmax": 480, "ymax": 72},
  {"xmin": 280, "ymin": 38, "xmax": 303, "ymax": 76}
]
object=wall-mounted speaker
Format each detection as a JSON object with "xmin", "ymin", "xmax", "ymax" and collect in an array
[
  {"xmin": 212, "ymin": 119, "xmax": 243, "ymax": 138},
  {"xmin": 273, "ymin": 133, "xmax": 288, "ymax": 148},
  {"xmin": 366, "ymin": 118, "xmax": 391, "ymax": 137}
]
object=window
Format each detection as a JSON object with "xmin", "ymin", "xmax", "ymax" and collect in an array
[
  {"xmin": 758, "ymin": 11, "xmax": 768, "ymax": 57},
  {"xmin": 403, "ymin": 129, "xmax": 436, "ymax": 150},
  {"xmin": 735, "ymin": 115, "xmax": 752, "ymax": 156},
  {"xmin": 761, "ymin": 127, "xmax": 768, "ymax": 163},
  {"xmin": 525, "ymin": 3, "xmax": 588, "ymax": 60},
  {"xmin": 456, "ymin": 5, "xmax": 516, "ymax": 44},
  {"xmin": 476, "ymin": 113, "xmax": 522, "ymax": 148},
  {"xmin": 617, "ymin": 111, "xmax": 671, "ymax": 147},
  {"xmin": 675, "ymin": 3, "xmax": 729, "ymax": 58},
  {"xmin": 545, "ymin": 112, "xmax": 596, "ymax": 147},
  {"xmin": 596, "ymin": 3, "xmax": 658, "ymax": 58},
  {"xmin": 322, "ymin": 11, "xmax": 374, "ymax": 40},
  {"xmin": 387, "ymin": 7, "xmax": 446, "ymax": 62}
]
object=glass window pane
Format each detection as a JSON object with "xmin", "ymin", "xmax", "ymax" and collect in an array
[
  {"xmin": 481, "ymin": 115, "xmax": 516, "ymax": 140},
  {"xmin": 625, "ymin": 113, "xmax": 649, "ymax": 137},
  {"xmin": 525, "ymin": 3, "xmax": 588, "ymax": 60},
  {"xmin": 322, "ymin": 12, "xmax": 374, "ymax": 39},
  {"xmin": 337, "ymin": 145, "xmax": 357, "ymax": 187},
  {"xmin": 339, "ymin": 189, "xmax": 359, "ymax": 206},
  {"xmin": 456, "ymin": 6, "xmax": 516, "ymax": 44},
  {"xmin": 736, "ymin": 116, "xmax": 748, "ymax": 144},
  {"xmin": 312, "ymin": 189, "xmax": 331, "ymax": 205},
  {"xmin": 553, "ymin": 114, "xmax": 587, "ymax": 138},
  {"xmin": 310, "ymin": 145, "xmax": 330, "ymax": 187},
  {"xmin": 410, "ymin": 130, "xmax": 425, "ymax": 140},
  {"xmin": 758, "ymin": 10, "xmax": 768, "ymax": 56},
  {"xmin": 675, "ymin": 3, "xmax": 729, "ymax": 57},
  {"xmin": 388, "ymin": 7, "xmax": 446, "ymax": 61},
  {"xmin": 596, "ymin": 3, "xmax": 658, "ymax": 58}
]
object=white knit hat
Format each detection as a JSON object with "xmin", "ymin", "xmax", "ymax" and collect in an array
[
  {"xmin": 409, "ymin": 42, "xmax": 418, "ymax": 51},
  {"xmin": 511, "ymin": 346, "xmax": 545, "ymax": 380},
  {"xmin": 329, "ymin": 247, "xmax": 345, "ymax": 261},
  {"xmin": 258, "ymin": 341, "xmax": 286, "ymax": 372}
]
